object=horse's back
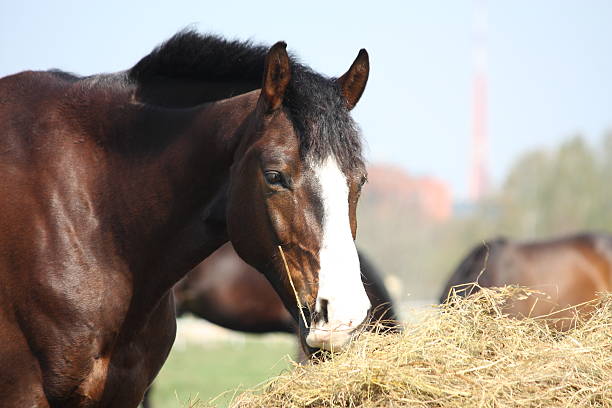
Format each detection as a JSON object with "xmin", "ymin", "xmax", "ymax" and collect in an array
[{"xmin": 512, "ymin": 233, "xmax": 612, "ymax": 296}]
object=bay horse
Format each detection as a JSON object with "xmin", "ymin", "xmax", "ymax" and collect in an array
[
  {"xmin": 0, "ymin": 31, "xmax": 372, "ymax": 407},
  {"xmin": 440, "ymin": 233, "xmax": 612, "ymax": 329},
  {"xmin": 142, "ymin": 243, "xmax": 399, "ymax": 408}
]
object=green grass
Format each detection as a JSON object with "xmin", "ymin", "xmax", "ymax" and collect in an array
[{"xmin": 148, "ymin": 335, "xmax": 296, "ymax": 408}]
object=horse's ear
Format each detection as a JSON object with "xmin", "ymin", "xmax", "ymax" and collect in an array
[
  {"xmin": 337, "ymin": 49, "xmax": 369, "ymax": 110},
  {"xmin": 261, "ymin": 41, "xmax": 291, "ymax": 112}
]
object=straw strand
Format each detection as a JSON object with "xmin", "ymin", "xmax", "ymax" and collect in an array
[{"xmin": 278, "ymin": 245, "xmax": 309, "ymax": 329}]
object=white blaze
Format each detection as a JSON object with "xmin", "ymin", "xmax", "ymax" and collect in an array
[{"xmin": 306, "ymin": 156, "xmax": 371, "ymax": 350}]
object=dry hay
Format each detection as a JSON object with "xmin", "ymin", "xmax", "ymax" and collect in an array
[{"xmin": 232, "ymin": 287, "xmax": 612, "ymax": 408}]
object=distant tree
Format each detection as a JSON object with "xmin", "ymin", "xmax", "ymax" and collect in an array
[
  {"xmin": 592, "ymin": 130, "xmax": 612, "ymax": 229},
  {"xmin": 494, "ymin": 135, "xmax": 601, "ymax": 237},
  {"xmin": 498, "ymin": 149, "xmax": 552, "ymax": 236}
]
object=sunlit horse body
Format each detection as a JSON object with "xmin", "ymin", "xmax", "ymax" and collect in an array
[
  {"xmin": 0, "ymin": 31, "xmax": 372, "ymax": 407},
  {"xmin": 142, "ymin": 243, "xmax": 398, "ymax": 408},
  {"xmin": 440, "ymin": 233, "xmax": 612, "ymax": 328}
]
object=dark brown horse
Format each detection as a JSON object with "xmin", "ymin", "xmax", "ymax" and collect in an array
[
  {"xmin": 440, "ymin": 233, "xmax": 612, "ymax": 328},
  {"xmin": 0, "ymin": 31, "xmax": 372, "ymax": 407},
  {"xmin": 142, "ymin": 243, "xmax": 398, "ymax": 408}
]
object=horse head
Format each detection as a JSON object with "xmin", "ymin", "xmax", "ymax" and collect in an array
[{"xmin": 227, "ymin": 42, "xmax": 371, "ymax": 352}]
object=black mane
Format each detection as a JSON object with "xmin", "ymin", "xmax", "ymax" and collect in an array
[
  {"xmin": 129, "ymin": 30, "xmax": 268, "ymax": 83},
  {"xmin": 129, "ymin": 30, "xmax": 364, "ymax": 171}
]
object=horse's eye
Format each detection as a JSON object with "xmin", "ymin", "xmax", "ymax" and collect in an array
[{"xmin": 264, "ymin": 170, "xmax": 283, "ymax": 186}]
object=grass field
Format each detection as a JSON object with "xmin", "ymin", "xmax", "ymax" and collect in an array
[{"xmin": 147, "ymin": 334, "xmax": 296, "ymax": 408}]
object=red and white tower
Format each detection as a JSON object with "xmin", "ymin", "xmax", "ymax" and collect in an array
[{"xmin": 469, "ymin": 0, "xmax": 489, "ymax": 201}]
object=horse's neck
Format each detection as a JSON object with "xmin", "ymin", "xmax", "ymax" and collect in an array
[
  {"xmin": 134, "ymin": 77, "xmax": 261, "ymax": 108},
  {"xmin": 99, "ymin": 90, "xmax": 259, "ymax": 298}
]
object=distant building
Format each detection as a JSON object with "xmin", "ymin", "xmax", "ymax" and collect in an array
[{"xmin": 364, "ymin": 164, "xmax": 453, "ymax": 221}]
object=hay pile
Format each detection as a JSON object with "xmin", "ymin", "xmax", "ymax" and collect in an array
[{"xmin": 232, "ymin": 287, "xmax": 611, "ymax": 408}]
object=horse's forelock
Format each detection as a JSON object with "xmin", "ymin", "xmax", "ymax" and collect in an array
[{"xmin": 285, "ymin": 68, "xmax": 364, "ymax": 174}]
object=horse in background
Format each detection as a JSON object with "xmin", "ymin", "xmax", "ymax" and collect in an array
[
  {"xmin": 142, "ymin": 243, "xmax": 399, "ymax": 408},
  {"xmin": 440, "ymin": 233, "xmax": 612, "ymax": 329}
]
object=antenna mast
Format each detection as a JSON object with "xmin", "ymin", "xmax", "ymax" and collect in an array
[{"xmin": 469, "ymin": 0, "xmax": 489, "ymax": 201}]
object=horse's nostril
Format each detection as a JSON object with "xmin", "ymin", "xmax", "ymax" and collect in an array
[{"xmin": 318, "ymin": 298, "xmax": 329, "ymax": 323}]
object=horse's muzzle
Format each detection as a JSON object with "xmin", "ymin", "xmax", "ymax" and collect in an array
[{"xmin": 305, "ymin": 315, "xmax": 368, "ymax": 351}]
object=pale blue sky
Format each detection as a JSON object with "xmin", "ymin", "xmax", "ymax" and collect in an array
[{"xmin": 2, "ymin": 1, "xmax": 611, "ymax": 200}]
